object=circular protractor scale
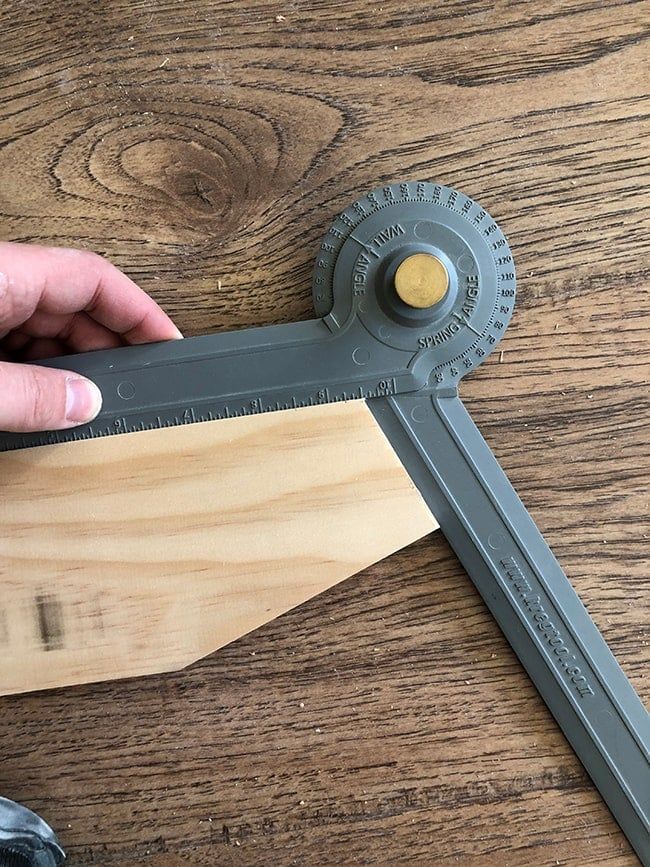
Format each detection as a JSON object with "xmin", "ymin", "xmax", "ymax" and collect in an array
[{"xmin": 311, "ymin": 180, "xmax": 516, "ymax": 386}]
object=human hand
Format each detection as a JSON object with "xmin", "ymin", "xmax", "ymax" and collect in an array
[{"xmin": 0, "ymin": 242, "xmax": 182, "ymax": 432}]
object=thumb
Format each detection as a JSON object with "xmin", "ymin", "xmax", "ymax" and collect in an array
[{"xmin": 0, "ymin": 361, "xmax": 102, "ymax": 433}]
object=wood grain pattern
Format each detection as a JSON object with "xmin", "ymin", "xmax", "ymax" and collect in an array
[
  {"xmin": 0, "ymin": 402, "xmax": 436, "ymax": 696},
  {"xmin": 0, "ymin": 0, "xmax": 648, "ymax": 864}
]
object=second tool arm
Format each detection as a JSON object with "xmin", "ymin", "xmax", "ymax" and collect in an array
[{"xmin": 369, "ymin": 391, "xmax": 650, "ymax": 865}]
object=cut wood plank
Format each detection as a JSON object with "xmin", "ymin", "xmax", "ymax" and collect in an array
[{"xmin": 0, "ymin": 401, "xmax": 436, "ymax": 696}]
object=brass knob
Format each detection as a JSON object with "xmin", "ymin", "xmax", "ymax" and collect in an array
[{"xmin": 394, "ymin": 253, "xmax": 449, "ymax": 309}]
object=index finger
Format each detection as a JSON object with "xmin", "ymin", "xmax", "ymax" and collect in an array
[{"xmin": 0, "ymin": 242, "xmax": 182, "ymax": 344}]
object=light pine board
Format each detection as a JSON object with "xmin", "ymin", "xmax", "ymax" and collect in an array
[{"xmin": 0, "ymin": 401, "xmax": 436, "ymax": 696}]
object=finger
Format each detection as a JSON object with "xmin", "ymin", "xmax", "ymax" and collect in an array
[
  {"xmin": 0, "ymin": 361, "xmax": 102, "ymax": 432},
  {"xmin": 0, "ymin": 242, "xmax": 182, "ymax": 343},
  {"xmin": 21, "ymin": 339, "xmax": 67, "ymax": 361},
  {"xmin": 1, "ymin": 332, "xmax": 66, "ymax": 359},
  {"xmin": 1, "ymin": 330, "xmax": 31, "ymax": 354},
  {"xmin": 17, "ymin": 309, "xmax": 123, "ymax": 352},
  {"xmin": 62, "ymin": 313, "xmax": 123, "ymax": 353}
]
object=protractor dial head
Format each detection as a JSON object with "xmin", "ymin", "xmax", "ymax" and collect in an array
[{"xmin": 311, "ymin": 180, "xmax": 516, "ymax": 384}]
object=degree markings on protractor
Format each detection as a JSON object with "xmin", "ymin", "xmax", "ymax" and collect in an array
[
  {"xmin": 314, "ymin": 179, "xmax": 514, "ymax": 319},
  {"xmin": 312, "ymin": 180, "xmax": 515, "ymax": 385}
]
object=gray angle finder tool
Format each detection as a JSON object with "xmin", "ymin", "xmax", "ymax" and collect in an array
[{"xmin": 0, "ymin": 181, "xmax": 648, "ymax": 862}]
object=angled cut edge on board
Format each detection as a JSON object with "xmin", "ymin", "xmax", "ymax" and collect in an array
[{"xmin": 0, "ymin": 401, "xmax": 437, "ymax": 696}]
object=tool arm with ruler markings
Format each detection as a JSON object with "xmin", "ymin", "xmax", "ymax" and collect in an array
[
  {"xmin": 0, "ymin": 181, "xmax": 648, "ymax": 863},
  {"xmin": 0, "ymin": 318, "xmax": 417, "ymax": 447}
]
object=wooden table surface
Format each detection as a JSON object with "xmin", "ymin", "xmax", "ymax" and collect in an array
[{"xmin": 0, "ymin": 2, "xmax": 648, "ymax": 865}]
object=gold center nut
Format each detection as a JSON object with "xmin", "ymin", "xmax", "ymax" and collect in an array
[{"xmin": 394, "ymin": 253, "xmax": 449, "ymax": 309}]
